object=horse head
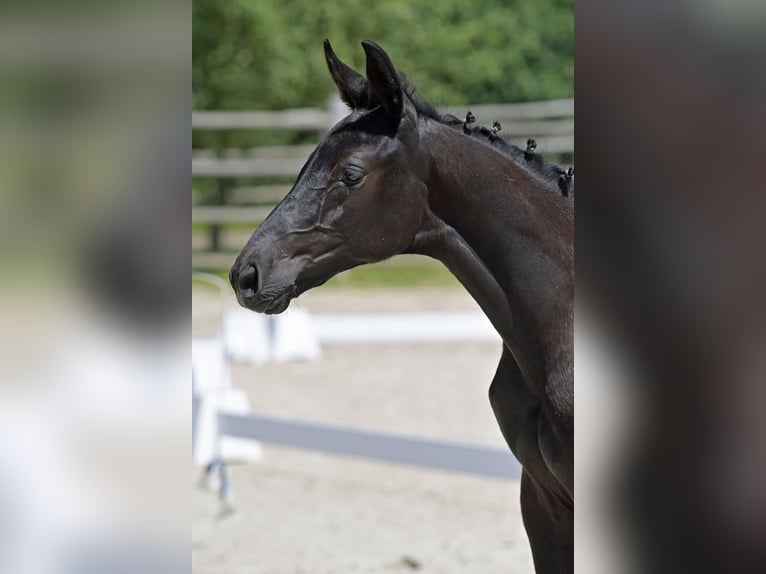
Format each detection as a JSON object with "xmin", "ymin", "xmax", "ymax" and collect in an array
[{"xmin": 230, "ymin": 40, "xmax": 429, "ymax": 313}]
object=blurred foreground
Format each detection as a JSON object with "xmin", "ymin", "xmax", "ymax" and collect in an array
[
  {"xmin": 577, "ymin": 1, "xmax": 766, "ymax": 572},
  {"xmin": 0, "ymin": 4, "xmax": 188, "ymax": 574}
]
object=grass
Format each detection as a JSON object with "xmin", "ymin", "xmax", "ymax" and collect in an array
[
  {"xmin": 193, "ymin": 258, "xmax": 460, "ymax": 290},
  {"xmin": 328, "ymin": 262, "xmax": 458, "ymax": 288}
]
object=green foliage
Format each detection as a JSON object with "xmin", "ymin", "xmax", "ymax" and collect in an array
[{"xmin": 193, "ymin": 0, "xmax": 573, "ymax": 111}]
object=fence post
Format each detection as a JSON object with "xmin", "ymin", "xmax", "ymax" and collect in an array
[
  {"xmin": 326, "ymin": 93, "xmax": 346, "ymax": 132},
  {"xmin": 209, "ymin": 177, "xmax": 226, "ymax": 252}
]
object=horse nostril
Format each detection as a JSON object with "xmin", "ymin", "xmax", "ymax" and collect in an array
[{"xmin": 237, "ymin": 264, "xmax": 259, "ymax": 294}]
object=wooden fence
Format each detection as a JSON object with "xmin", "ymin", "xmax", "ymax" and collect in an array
[{"xmin": 192, "ymin": 97, "xmax": 573, "ymax": 269}]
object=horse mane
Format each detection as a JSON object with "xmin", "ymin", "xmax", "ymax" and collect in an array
[{"xmin": 401, "ymin": 80, "xmax": 574, "ymax": 198}]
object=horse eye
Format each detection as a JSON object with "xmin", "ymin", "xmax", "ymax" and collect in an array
[{"xmin": 340, "ymin": 166, "xmax": 365, "ymax": 186}]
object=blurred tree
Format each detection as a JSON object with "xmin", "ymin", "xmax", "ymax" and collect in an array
[
  {"xmin": 192, "ymin": 1, "xmax": 573, "ymax": 258},
  {"xmin": 193, "ymin": 0, "xmax": 573, "ymax": 111}
]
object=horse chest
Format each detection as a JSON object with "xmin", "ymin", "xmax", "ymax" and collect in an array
[
  {"xmin": 490, "ymin": 380, "xmax": 543, "ymax": 466},
  {"xmin": 489, "ymin": 350, "xmax": 570, "ymax": 492}
]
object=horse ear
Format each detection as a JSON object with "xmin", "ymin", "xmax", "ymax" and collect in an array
[
  {"xmin": 323, "ymin": 39, "xmax": 368, "ymax": 110},
  {"xmin": 361, "ymin": 40, "xmax": 403, "ymax": 123}
]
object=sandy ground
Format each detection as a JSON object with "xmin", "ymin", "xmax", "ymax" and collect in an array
[{"xmin": 192, "ymin": 286, "xmax": 534, "ymax": 574}]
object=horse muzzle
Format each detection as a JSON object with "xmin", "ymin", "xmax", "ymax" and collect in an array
[
  {"xmin": 230, "ymin": 261, "xmax": 259, "ymax": 300},
  {"xmin": 229, "ymin": 260, "xmax": 297, "ymax": 315}
]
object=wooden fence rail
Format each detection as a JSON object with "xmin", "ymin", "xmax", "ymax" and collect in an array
[
  {"xmin": 191, "ymin": 98, "xmax": 573, "ymax": 130},
  {"xmin": 192, "ymin": 108, "xmax": 331, "ymax": 131},
  {"xmin": 192, "ymin": 97, "xmax": 573, "ymax": 268}
]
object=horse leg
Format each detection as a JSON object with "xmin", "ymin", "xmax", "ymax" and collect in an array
[
  {"xmin": 520, "ymin": 470, "xmax": 573, "ymax": 574},
  {"xmin": 489, "ymin": 349, "xmax": 573, "ymax": 573}
]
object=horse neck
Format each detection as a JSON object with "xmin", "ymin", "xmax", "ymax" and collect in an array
[{"xmin": 413, "ymin": 122, "xmax": 573, "ymax": 390}]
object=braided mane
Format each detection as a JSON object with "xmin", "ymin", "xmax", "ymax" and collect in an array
[{"xmin": 401, "ymin": 81, "xmax": 574, "ymax": 198}]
